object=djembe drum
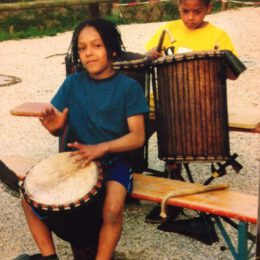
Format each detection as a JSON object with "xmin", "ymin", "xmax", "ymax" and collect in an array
[
  {"xmin": 112, "ymin": 51, "xmax": 151, "ymax": 92},
  {"xmin": 20, "ymin": 152, "xmax": 105, "ymax": 249},
  {"xmin": 113, "ymin": 52, "xmax": 152, "ymax": 172},
  {"xmin": 152, "ymin": 50, "xmax": 232, "ymax": 161}
]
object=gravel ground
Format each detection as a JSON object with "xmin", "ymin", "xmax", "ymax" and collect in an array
[{"xmin": 0, "ymin": 7, "xmax": 260, "ymax": 260}]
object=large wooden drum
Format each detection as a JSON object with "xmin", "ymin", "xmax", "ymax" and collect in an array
[{"xmin": 152, "ymin": 51, "xmax": 231, "ymax": 161}]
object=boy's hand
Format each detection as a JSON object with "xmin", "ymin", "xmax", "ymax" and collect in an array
[
  {"xmin": 68, "ymin": 142, "xmax": 108, "ymax": 168},
  {"xmin": 39, "ymin": 107, "xmax": 69, "ymax": 136},
  {"xmin": 146, "ymin": 48, "xmax": 162, "ymax": 60}
]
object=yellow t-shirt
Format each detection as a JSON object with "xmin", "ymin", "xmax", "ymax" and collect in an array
[
  {"xmin": 146, "ymin": 20, "xmax": 237, "ymax": 120},
  {"xmin": 145, "ymin": 19, "xmax": 237, "ymax": 55}
]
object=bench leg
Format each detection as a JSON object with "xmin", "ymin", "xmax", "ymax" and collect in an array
[
  {"xmin": 214, "ymin": 216, "xmax": 252, "ymax": 260},
  {"xmin": 238, "ymin": 221, "xmax": 248, "ymax": 260}
]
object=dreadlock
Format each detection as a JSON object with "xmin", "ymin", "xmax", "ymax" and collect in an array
[{"xmin": 71, "ymin": 18, "xmax": 125, "ymax": 67}]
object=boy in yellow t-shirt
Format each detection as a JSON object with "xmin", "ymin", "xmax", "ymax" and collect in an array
[
  {"xmin": 146, "ymin": 0, "xmax": 237, "ymax": 120},
  {"xmin": 146, "ymin": 0, "xmax": 237, "ymax": 58},
  {"xmin": 143, "ymin": 0, "xmax": 238, "ymax": 223}
]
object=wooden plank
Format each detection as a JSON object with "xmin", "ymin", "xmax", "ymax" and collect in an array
[
  {"xmin": 10, "ymin": 102, "xmax": 51, "ymax": 117},
  {"xmin": 0, "ymin": 0, "xmax": 113, "ymax": 12},
  {"xmin": 229, "ymin": 125, "xmax": 260, "ymax": 134},
  {"xmin": 131, "ymin": 174, "xmax": 258, "ymax": 224},
  {"xmin": 0, "ymin": 156, "xmax": 36, "ymax": 180},
  {"xmin": 228, "ymin": 107, "xmax": 260, "ymax": 129}
]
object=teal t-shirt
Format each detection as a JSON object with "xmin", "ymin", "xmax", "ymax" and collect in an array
[{"xmin": 51, "ymin": 71, "xmax": 149, "ymax": 145}]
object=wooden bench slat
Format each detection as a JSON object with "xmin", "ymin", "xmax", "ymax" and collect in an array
[
  {"xmin": 228, "ymin": 107, "xmax": 260, "ymax": 129},
  {"xmin": 0, "ymin": 156, "xmax": 36, "ymax": 180},
  {"xmin": 131, "ymin": 174, "xmax": 257, "ymax": 224}
]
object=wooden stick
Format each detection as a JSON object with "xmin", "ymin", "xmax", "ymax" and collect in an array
[
  {"xmin": 160, "ymin": 183, "xmax": 229, "ymax": 220},
  {"xmin": 156, "ymin": 30, "xmax": 166, "ymax": 53}
]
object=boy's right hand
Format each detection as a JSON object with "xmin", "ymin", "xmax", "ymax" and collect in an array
[
  {"xmin": 39, "ymin": 107, "xmax": 69, "ymax": 136},
  {"xmin": 146, "ymin": 48, "xmax": 162, "ymax": 60}
]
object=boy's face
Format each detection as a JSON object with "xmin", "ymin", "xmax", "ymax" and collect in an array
[
  {"xmin": 179, "ymin": 0, "xmax": 212, "ymax": 29},
  {"xmin": 77, "ymin": 26, "xmax": 114, "ymax": 79}
]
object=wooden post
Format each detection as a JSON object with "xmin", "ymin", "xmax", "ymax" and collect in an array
[
  {"xmin": 0, "ymin": 0, "xmax": 113, "ymax": 12},
  {"xmin": 221, "ymin": 0, "xmax": 229, "ymax": 11},
  {"xmin": 89, "ymin": 3, "xmax": 100, "ymax": 18}
]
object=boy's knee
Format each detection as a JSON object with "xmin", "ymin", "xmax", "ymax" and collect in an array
[{"xmin": 103, "ymin": 204, "xmax": 123, "ymax": 225}]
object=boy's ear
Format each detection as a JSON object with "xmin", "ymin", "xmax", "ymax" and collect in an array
[
  {"xmin": 112, "ymin": 52, "xmax": 117, "ymax": 57},
  {"xmin": 207, "ymin": 3, "xmax": 213, "ymax": 14}
]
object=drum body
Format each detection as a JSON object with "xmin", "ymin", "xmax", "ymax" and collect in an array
[
  {"xmin": 113, "ymin": 53, "xmax": 152, "ymax": 172},
  {"xmin": 20, "ymin": 152, "xmax": 105, "ymax": 247},
  {"xmin": 152, "ymin": 51, "xmax": 230, "ymax": 161},
  {"xmin": 112, "ymin": 52, "xmax": 151, "ymax": 92}
]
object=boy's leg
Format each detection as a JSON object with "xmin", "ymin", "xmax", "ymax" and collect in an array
[
  {"xmin": 21, "ymin": 199, "xmax": 56, "ymax": 257},
  {"xmin": 96, "ymin": 181, "xmax": 127, "ymax": 260}
]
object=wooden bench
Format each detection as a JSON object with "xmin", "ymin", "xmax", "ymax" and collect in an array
[
  {"xmin": 0, "ymin": 156, "xmax": 257, "ymax": 260},
  {"xmin": 131, "ymin": 173, "xmax": 257, "ymax": 260}
]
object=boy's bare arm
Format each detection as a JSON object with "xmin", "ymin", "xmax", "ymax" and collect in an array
[
  {"xmin": 108, "ymin": 114, "xmax": 146, "ymax": 152},
  {"xmin": 68, "ymin": 114, "xmax": 146, "ymax": 167}
]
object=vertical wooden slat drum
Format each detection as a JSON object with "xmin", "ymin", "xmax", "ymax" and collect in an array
[{"xmin": 152, "ymin": 51, "xmax": 230, "ymax": 161}]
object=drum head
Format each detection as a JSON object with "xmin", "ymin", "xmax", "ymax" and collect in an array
[{"xmin": 22, "ymin": 152, "xmax": 102, "ymax": 209}]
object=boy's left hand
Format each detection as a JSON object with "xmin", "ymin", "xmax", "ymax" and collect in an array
[
  {"xmin": 146, "ymin": 48, "xmax": 162, "ymax": 60},
  {"xmin": 67, "ymin": 142, "xmax": 108, "ymax": 168}
]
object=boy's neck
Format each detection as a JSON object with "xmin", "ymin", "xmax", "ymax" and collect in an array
[
  {"xmin": 196, "ymin": 21, "xmax": 208, "ymax": 29},
  {"xmin": 88, "ymin": 70, "xmax": 117, "ymax": 81},
  {"xmin": 183, "ymin": 20, "xmax": 209, "ymax": 30},
  {"xmin": 88, "ymin": 68, "xmax": 116, "ymax": 80}
]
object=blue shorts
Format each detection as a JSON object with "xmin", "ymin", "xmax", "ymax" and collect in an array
[{"xmin": 102, "ymin": 155, "xmax": 133, "ymax": 193}]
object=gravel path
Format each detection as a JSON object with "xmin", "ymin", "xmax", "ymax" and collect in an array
[{"xmin": 0, "ymin": 7, "xmax": 259, "ymax": 260}]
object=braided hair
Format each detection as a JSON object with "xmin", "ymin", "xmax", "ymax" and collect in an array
[{"xmin": 71, "ymin": 18, "xmax": 125, "ymax": 67}]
